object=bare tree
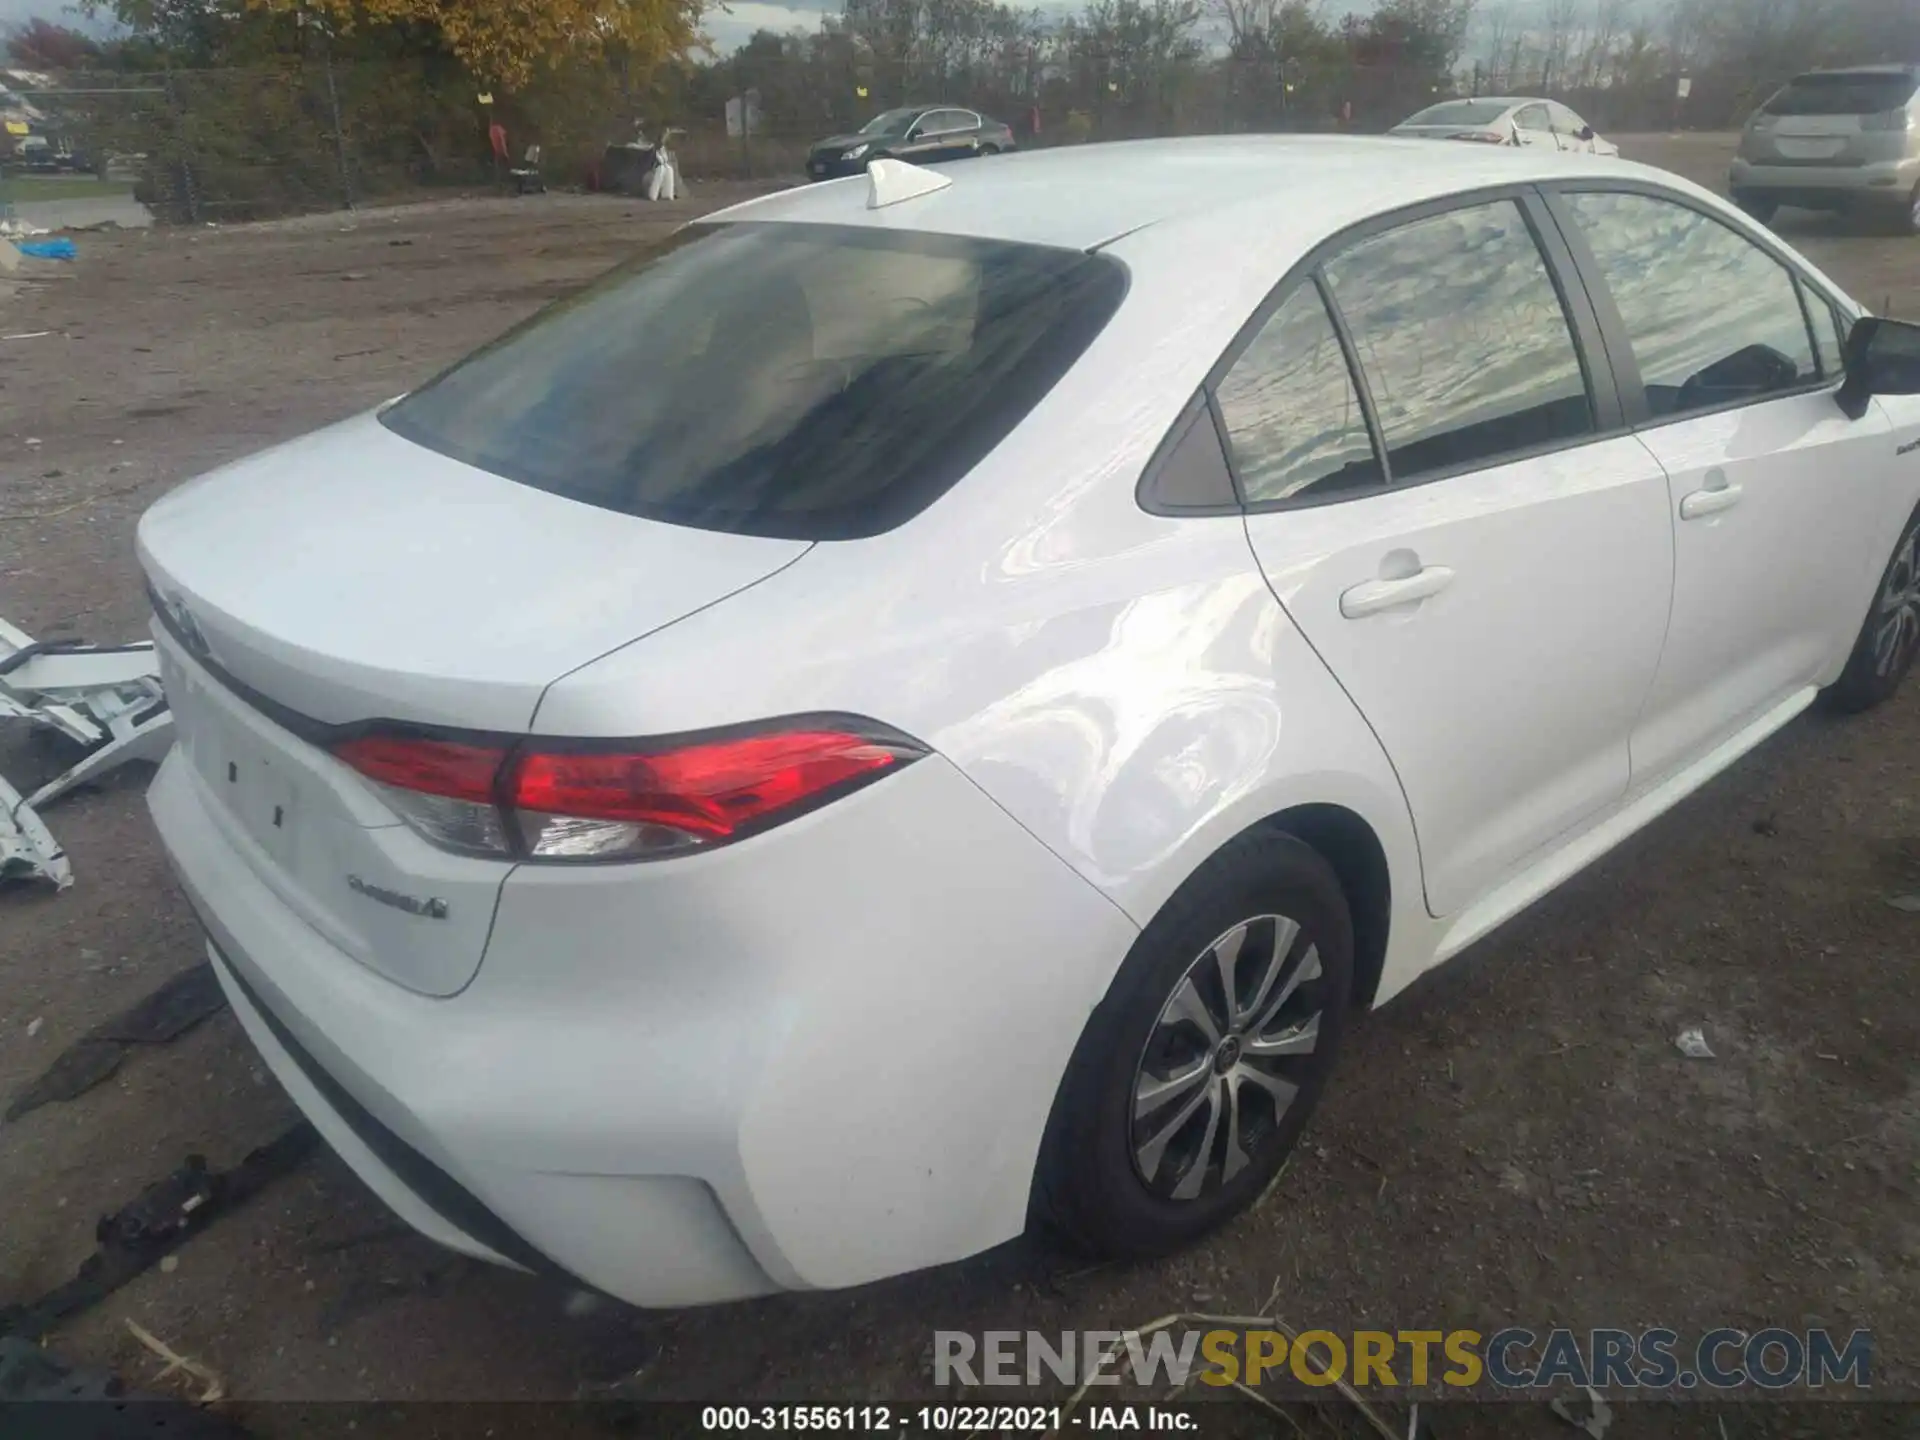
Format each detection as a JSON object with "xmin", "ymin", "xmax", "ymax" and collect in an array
[
  {"xmin": 1538, "ymin": 0, "xmax": 1579, "ymax": 91},
  {"xmin": 1474, "ymin": 1, "xmax": 1514, "ymax": 90},
  {"xmin": 1572, "ymin": 0, "xmax": 1623, "ymax": 91}
]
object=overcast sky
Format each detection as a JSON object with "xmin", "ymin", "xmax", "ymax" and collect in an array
[{"xmin": 1, "ymin": 0, "xmax": 46, "ymax": 28}]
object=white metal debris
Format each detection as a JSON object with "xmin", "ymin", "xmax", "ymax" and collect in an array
[
  {"xmin": 1673, "ymin": 1025, "xmax": 1715, "ymax": 1059},
  {"xmin": 0, "ymin": 769, "xmax": 71, "ymax": 889},
  {"xmin": 0, "ymin": 616, "xmax": 175, "ymax": 890},
  {"xmin": 1549, "ymin": 1386, "xmax": 1614, "ymax": 1438}
]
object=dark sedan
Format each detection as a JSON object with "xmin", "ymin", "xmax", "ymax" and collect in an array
[{"xmin": 806, "ymin": 106, "xmax": 1016, "ymax": 180}]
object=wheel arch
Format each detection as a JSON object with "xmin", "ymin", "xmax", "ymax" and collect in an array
[
  {"xmin": 1145, "ymin": 802, "xmax": 1395, "ymax": 1011},
  {"xmin": 1252, "ymin": 803, "xmax": 1392, "ymax": 1009}
]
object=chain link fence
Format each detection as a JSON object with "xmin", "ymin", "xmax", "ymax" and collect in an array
[{"xmin": 13, "ymin": 50, "xmax": 1750, "ymax": 227}]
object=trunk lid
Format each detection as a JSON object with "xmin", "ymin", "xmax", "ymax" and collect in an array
[
  {"xmin": 1761, "ymin": 113, "xmax": 1867, "ymax": 165},
  {"xmin": 138, "ymin": 411, "xmax": 810, "ymax": 733},
  {"xmin": 139, "ymin": 411, "xmax": 809, "ymax": 996}
]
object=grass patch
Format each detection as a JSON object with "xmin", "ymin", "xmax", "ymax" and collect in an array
[{"xmin": 0, "ymin": 174, "xmax": 134, "ymax": 202}]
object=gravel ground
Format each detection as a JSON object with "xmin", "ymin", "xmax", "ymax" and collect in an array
[{"xmin": 1, "ymin": 140, "xmax": 1917, "ymax": 1437}]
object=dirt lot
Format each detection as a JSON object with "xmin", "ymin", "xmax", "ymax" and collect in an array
[{"xmin": 2, "ymin": 137, "xmax": 1918, "ymax": 1436}]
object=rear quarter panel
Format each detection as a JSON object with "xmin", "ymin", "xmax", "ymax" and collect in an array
[{"xmin": 534, "ymin": 214, "xmax": 1436, "ymax": 1002}]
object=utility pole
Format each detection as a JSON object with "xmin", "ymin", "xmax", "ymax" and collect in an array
[
  {"xmin": 322, "ymin": 32, "xmax": 354, "ymax": 213},
  {"xmin": 161, "ymin": 66, "xmax": 199, "ymax": 225},
  {"xmin": 299, "ymin": 9, "xmax": 353, "ymax": 214}
]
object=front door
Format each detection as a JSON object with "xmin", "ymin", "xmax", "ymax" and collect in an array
[
  {"xmin": 918, "ymin": 109, "xmax": 978, "ymax": 161},
  {"xmin": 1231, "ymin": 196, "xmax": 1673, "ymax": 917},
  {"xmin": 1550, "ymin": 187, "xmax": 1899, "ymax": 782},
  {"xmin": 1513, "ymin": 104, "xmax": 1557, "ymax": 150},
  {"xmin": 1548, "ymin": 104, "xmax": 1594, "ymax": 152}
]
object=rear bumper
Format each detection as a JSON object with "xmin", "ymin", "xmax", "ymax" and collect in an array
[
  {"xmin": 1730, "ymin": 155, "xmax": 1920, "ymax": 205},
  {"xmin": 150, "ymin": 742, "xmax": 1136, "ymax": 1305}
]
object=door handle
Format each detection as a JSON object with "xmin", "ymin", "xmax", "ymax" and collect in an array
[
  {"xmin": 1679, "ymin": 482, "xmax": 1743, "ymax": 520},
  {"xmin": 1339, "ymin": 566, "xmax": 1455, "ymax": 619}
]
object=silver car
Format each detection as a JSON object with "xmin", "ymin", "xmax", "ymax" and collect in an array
[{"xmin": 1731, "ymin": 65, "xmax": 1920, "ymax": 233}]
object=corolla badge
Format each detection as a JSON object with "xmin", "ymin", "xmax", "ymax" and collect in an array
[
  {"xmin": 348, "ymin": 874, "xmax": 450, "ymax": 921},
  {"xmin": 159, "ymin": 590, "xmax": 212, "ymax": 661}
]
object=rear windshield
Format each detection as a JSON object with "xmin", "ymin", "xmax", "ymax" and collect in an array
[
  {"xmin": 1763, "ymin": 71, "xmax": 1918, "ymax": 116},
  {"xmin": 1402, "ymin": 100, "xmax": 1510, "ymax": 127},
  {"xmin": 382, "ymin": 223, "xmax": 1127, "ymax": 540}
]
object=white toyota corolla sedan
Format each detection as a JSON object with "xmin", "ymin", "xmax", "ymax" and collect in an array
[
  {"xmin": 140, "ymin": 137, "xmax": 1920, "ymax": 1307},
  {"xmin": 1391, "ymin": 96, "xmax": 1622, "ymax": 155}
]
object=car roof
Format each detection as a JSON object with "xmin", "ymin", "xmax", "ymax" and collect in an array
[
  {"xmin": 1790, "ymin": 64, "xmax": 1917, "ymax": 77},
  {"xmin": 707, "ymin": 134, "xmax": 1682, "ymax": 252},
  {"xmin": 1420, "ymin": 96, "xmax": 1544, "ymax": 108}
]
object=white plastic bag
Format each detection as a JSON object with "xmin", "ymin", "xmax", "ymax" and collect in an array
[{"xmin": 646, "ymin": 154, "xmax": 677, "ymax": 201}]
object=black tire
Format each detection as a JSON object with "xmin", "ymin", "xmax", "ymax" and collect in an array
[
  {"xmin": 1735, "ymin": 194, "xmax": 1779, "ymax": 225},
  {"xmin": 1033, "ymin": 830, "xmax": 1353, "ymax": 1259},
  {"xmin": 1825, "ymin": 502, "xmax": 1920, "ymax": 713},
  {"xmin": 979, "ymin": 143, "xmax": 1000, "ymax": 156}
]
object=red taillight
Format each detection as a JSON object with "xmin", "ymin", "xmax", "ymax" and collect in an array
[
  {"xmin": 332, "ymin": 735, "xmax": 504, "ymax": 803},
  {"xmin": 332, "ymin": 720, "xmax": 925, "ymax": 862},
  {"xmin": 512, "ymin": 731, "xmax": 907, "ymax": 841}
]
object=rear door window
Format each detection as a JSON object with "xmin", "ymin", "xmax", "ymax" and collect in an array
[
  {"xmin": 1215, "ymin": 282, "xmax": 1381, "ymax": 504},
  {"xmin": 1320, "ymin": 199, "xmax": 1595, "ymax": 481},
  {"xmin": 382, "ymin": 224, "xmax": 1126, "ymax": 540},
  {"xmin": 1560, "ymin": 190, "xmax": 1818, "ymax": 418}
]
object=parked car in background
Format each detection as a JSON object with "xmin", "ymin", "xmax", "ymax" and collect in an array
[
  {"xmin": 1391, "ymin": 97, "xmax": 1620, "ymax": 155},
  {"xmin": 140, "ymin": 138, "xmax": 1920, "ymax": 1309},
  {"xmin": 12, "ymin": 132, "xmax": 96, "ymax": 175},
  {"xmin": 807, "ymin": 106, "xmax": 1015, "ymax": 180},
  {"xmin": 1731, "ymin": 64, "xmax": 1920, "ymax": 234}
]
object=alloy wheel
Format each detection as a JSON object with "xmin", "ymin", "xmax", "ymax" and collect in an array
[
  {"xmin": 1873, "ymin": 525, "xmax": 1920, "ymax": 679},
  {"xmin": 1129, "ymin": 914, "xmax": 1327, "ymax": 1202}
]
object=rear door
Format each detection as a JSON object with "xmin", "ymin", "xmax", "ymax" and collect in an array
[
  {"xmin": 897, "ymin": 112, "xmax": 943, "ymax": 162},
  {"xmin": 1233, "ymin": 192, "xmax": 1673, "ymax": 917},
  {"xmin": 1545, "ymin": 185, "xmax": 1898, "ymax": 783}
]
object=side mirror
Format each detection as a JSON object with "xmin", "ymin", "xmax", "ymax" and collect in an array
[
  {"xmin": 1838, "ymin": 316, "xmax": 1920, "ymax": 420},
  {"xmin": 1577, "ymin": 125, "xmax": 1595, "ymax": 140}
]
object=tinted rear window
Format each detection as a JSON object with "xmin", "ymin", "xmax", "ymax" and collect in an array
[
  {"xmin": 1763, "ymin": 72, "xmax": 1919, "ymax": 116},
  {"xmin": 382, "ymin": 223, "xmax": 1126, "ymax": 540},
  {"xmin": 1402, "ymin": 101, "xmax": 1510, "ymax": 127}
]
